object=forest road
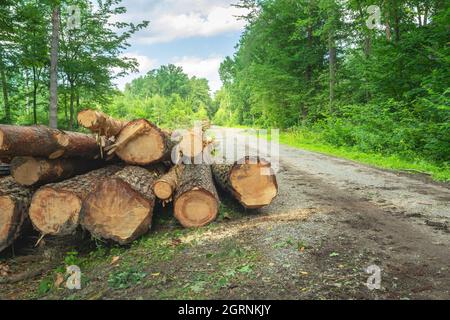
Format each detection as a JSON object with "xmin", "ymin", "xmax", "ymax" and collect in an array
[{"xmin": 209, "ymin": 127, "xmax": 450, "ymax": 299}]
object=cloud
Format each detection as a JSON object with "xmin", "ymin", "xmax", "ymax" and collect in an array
[
  {"xmin": 112, "ymin": 0, "xmax": 248, "ymax": 44},
  {"xmin": 113, "ymin": 53, "xmax": 158, "ymax": 90},
  {"xmin": 173, "ymin": 55, "xmax": 224, "ymax": 93}
]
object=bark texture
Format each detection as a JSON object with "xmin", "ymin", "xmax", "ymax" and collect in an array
[
  {"xmin": 29, "ymin": 166, "xmax": 121, "ymax": 236},
  {"xmin": 174, "ymin": 165, "xmax": 219, "ymax": 228},
  {"xmin": 11, "ymin": 156, "xmax": 105, "ymax": 186},
  {"xmin": 82, "ymin": 165, "xmax": 165, "ymax": 244},
  {"xmin": 0, "ymin": 177, "xmax": 34, "ymax": 252},
  {"xmin": 0, "ymin": 125, "xmax": 100, "ymax": 159}
]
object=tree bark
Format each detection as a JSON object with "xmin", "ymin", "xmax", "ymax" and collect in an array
[
  {"xmin": 82, "ymin": 165, "xmax": 165, "ymax": 244},
  {"xmin": 0, "ymin": 177, "xmax": 34, "ymax": 253},
  {"xmin": 49, "ymin": 6, "xmax": 60, "ymax": 129},
  {"xmin": 328, "ymin": 33, "xmax": 337, "ymax": 113},
  {"xmin": 0, "ymin": 67, "xmax": 10, "ymax": 123},
  {"xmin": 174, "ymin": 165, "xmax": 219, "ymax": 228},
  {"xmin": 153, "ymin": 164, "xmax": 184, "ymax": 201},
  {"xmin": 0, "ymin": 125, "xmax": 100, "ymax": 159},
  {"xmin": 29, "ymin": 165, "xmax": 121, "ymax": 236},
  {"xmin": 77, "ymin": 109, "xmax": 128, "ymax": 137},
  {"xmin": 11, "ymin": 156, "xmax": 106, "ymax": 187},
  {"xmin": 212, "ymin": 157, "xmax": 278, "ymax": 209},
  {"xmin": 113, "ymin": 119, "xmax": 176, "ymax": 165}
]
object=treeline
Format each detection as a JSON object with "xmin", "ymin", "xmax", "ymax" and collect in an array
[
  {"xmin": 215, "ymin": 0, "xmax": 449, "ymax": 164},
  {"xmin": 0, "ymin": 0, "xmax": 148, "ymax": 129},
  {"xmin": 104, "ymin": 64, "xmax": 215, "ymax": 128}
]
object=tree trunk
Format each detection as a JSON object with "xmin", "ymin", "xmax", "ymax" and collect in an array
[
  {"xmin": 11, "ymin": 156, "xmax": 106, "ymax": 187},
  {"xmin": 49, "ymin": 6, "xmax": 60, "ymax": 129},
  {"xmin": 32, "ymin": 75, "xmax": 37, "ymax": 125},
  {"xmin": 0, "ymin": 67, "xmax": 10, "ymax": 123},
  {"xmin": 113, "ymin": 119, "xmax": 176, "ymax": 165},
  {"xmin": 0, "ymin": 177, "xmax": 34, "ymax": 253},
  {"xmin": 328, "ymin": 33, "xmax": 337, "ymax": 113},
  {"xmin": 82, "ymin": 165, "xmax": 165, "ymax": 244},
  {"xmin": 69, "ymin": 83, "xmax": 74, "ymax": 130},
  {"xmin": 29, "ymin": 165, "xmax": 121, "ymax": 236},
  {"xmin": 173, "ymin": 165, "xmax": 219, "ymax": 228},
  {"xmin": 0, "ymin": 125, "xmax": 100, "ymax": 159},
  {"xmin": 77, "ymin": 109, "xmax": 128, "ymax": 137},
  {"xmin": 153, "ymin": 164, "xmax": 184, "ymax": 201},
  {"xmin": 212, "ymin": 157, "xmax": 278, "ymax": 209}
]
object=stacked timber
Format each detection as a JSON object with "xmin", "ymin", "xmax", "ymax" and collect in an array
[{"xmin": 0, "ymin": 111, "xmax": 278, "ymax": 253}]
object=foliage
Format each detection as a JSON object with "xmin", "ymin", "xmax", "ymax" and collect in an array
[{"xmin": 216, "ymin": 0, "xmax": 449, "ymax": 170}]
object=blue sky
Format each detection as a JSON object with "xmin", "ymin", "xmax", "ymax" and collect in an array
[{"xmin": 111, "ymin": 0, "xmax": 249, "ymax": 93}]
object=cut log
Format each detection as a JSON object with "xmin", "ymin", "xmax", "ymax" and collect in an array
[
  {"xmin": 28, "ymin": 166, "xmax": 121, "ymax": 236},
  {"xmin": 77, "ymin": 109, "xmax": 127, "ymax": 138},
  {"xmin": 11, "ymin": 157, "xmax": 106, "ymax": 187},
  {"xmin": 82, "ymin": 166, "xmax": 165, "ymax": 245},
  {"xmin": 0, "ymin": 177, "xmax": 34, "ymax": 252},
  {"xmin": 212, "ymin": 157, "xmax": 278, "ymax": 209},
  {"xmin": 174, "ymin": 165, "xmax": 219, "ymax": 228},
  {"xmin": 113, "ymin": 119, "xmax": 176, "ymax": 165},
  {"xmin": 51, "ymin": 131, "xmax": 100, "ymax": 159},
  {"xmin": 0, "ymin": 125, "xmax": 100, "ymax": 159},
  {"xmin": 153, "ymin": 164, "xmax": 184, "ymax": 201}
]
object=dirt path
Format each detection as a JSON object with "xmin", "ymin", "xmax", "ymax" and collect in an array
[
  {"xmin": 0, "ymin": 127, "xmax": 448, "ymax": 300},
  {"xmin": 207, "ymin": 127, "xmax": 450, "ymax": 299}
]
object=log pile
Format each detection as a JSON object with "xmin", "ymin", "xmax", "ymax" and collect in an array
[{"xmin": 0, "ymin": 112, "xmax": 278, "ymax": 253}]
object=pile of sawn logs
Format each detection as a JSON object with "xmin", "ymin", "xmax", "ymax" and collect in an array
[{"xmin": 0, "ymin": 110, "xmax": 278, "ymax": 252}]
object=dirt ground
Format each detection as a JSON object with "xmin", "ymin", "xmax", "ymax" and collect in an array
[{"xmin": 0, "ymin": 128, "xmax": 449, "ymax": 300}]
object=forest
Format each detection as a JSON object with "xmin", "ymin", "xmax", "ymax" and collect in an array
[{"xmin": 0, "ymin": 0, "xmax": 449, "ymax": 179}]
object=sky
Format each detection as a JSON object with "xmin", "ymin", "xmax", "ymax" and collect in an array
[{"xmin": 110, "ymin": 0, "xmax": 249, "ymax": 93}]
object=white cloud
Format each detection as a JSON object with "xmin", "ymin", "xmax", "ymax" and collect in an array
[
  {"xmin": 113, "ymin": 53, "xmax": 158, "ymax": 90},
  {"xmin": 173, "ymin": 55, "xmax": 223, "ymax": 93},
  {"xmin": 111, "ymin": 0, "xmax": 249, "ymax": 44}
]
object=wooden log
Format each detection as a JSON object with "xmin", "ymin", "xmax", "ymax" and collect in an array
[
  {"xmin": 0, "ymin": 125, "xmax": 100, "ymax": 159},
  {"xmin": 77, "ymin": 109, "xmax": 127, "ymax": 138},
  {"xmin": 28, "ymin": 166, "xmax": 121, "ymax": 236},
  {"xmin": 0, "ymin": 177, "xmax": 34, "ymax": 253},
  {"xmin": 10, "ymin": 156, "xmax": 106, "ymax": 187},
  {"xmin": 82, "ymin": 166, "xmax": 165, "ymax": 245},
  {"xmin": 174, "ymin": 165, "xmax": 219, "ymax": 228},
  {"xmin": 113, "ymin": 119, "xmax": 176, "ymax": 165},
  {"xmin": 51, "ymin": 131, "xmax": 100, "ymax": 159},
  {"xmin": 153, "ymin": 164, "xmax": 184, "ymax": 201},
  {"xmin": 212, "ymin": 157, "xmax": 278, "ymax": 209}
]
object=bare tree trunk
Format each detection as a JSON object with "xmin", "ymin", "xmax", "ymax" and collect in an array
[
  {"xmin": 69, "ymin": 82, "xmax": 74, "ymax": 130},
  {"xmin": 32, "ymin": 67, "xmax": 38, "ymax": 125},
  {"xmin": 0, "ymin": 67, "xmax": 9, "ymax": 123},
  {"xmin": 328, "ymin": 33, "xmax": 336, "ymax": 113},
  {"xmin": 49, "ymin": 6, "xmax": 60, "ymax": 129}
]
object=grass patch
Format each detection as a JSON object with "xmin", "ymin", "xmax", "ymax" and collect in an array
[{"xmin": 267, "ymin": 129, "xmax": 450, "ymax": 182}]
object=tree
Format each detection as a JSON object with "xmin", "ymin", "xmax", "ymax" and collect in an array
[{"xmin": 49, "ymin": 3, "xmax": 60, "ymax": 128}]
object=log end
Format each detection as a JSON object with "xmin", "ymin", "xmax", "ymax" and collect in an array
[
  {"xmin": 153, "ymin": 181, "xmax": 173, "ymax": 200},
  {"xmin": 174, "ymin": 189, "xmax": 218, "ymax": 228},
  {"xmin": 0, "ymin": 196, "xmax": 15, "ymax": 250},
  {"xmin": 78, "ymin": 110, "xmax": 98, "ymax": 129},
  {"xmin": 11, "ymin": 157, "xmax": 41, "ymax": 186},
  {"xmin": 82, "ymin": 178, "xmax": 153, "ymax": 245},
  {"xmin": 29, "ymin": 187, "xmax": 81, "ymax": 236},
  {"xmin": 116, "ymin": 130, "xmax": 165, "ymax": 165},
  {"xmin": 0, "ymin": 130, "xmax": 4, "ymax": 151},
  {"xmin": 230, "ymin": 160, "xmax": 278, "ymax": 209}
]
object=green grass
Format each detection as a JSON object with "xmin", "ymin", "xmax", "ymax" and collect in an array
[{"xmin": 277, "ymin": 129, "xmax": 450, "ymax": 182}]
